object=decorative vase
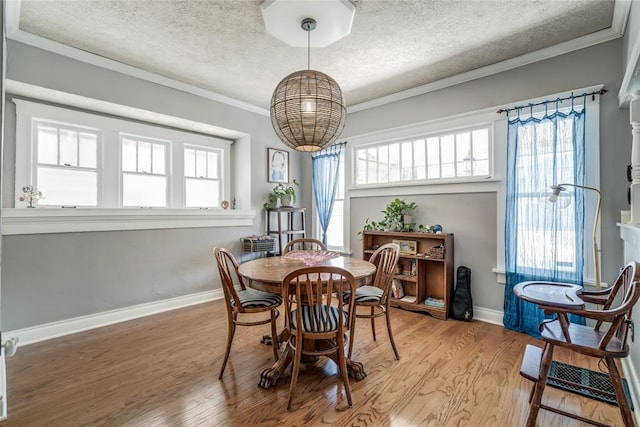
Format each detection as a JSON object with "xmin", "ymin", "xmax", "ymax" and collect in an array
[{"xmin": 280, "ymin": 194, "xmax": 293, "ymax": 207}]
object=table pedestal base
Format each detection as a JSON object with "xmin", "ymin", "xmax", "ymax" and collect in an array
[{"xmin": 258, "ymin": 340, "xmax": 367, "ymax": 390}]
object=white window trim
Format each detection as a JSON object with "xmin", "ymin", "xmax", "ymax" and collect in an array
[
  {"xmin": 7, "ymin": 98, "xmax": 254, "ymax": 234},
  {"xmin": 324, "ymin": 108, "xmax": 501, "ymax": 254},
  {"xmin": 0, "ymin": 208, "xmax": 255, "ymax": 235},
  {"xmin": 353, "ymin": 124, "xmax": 493, "ymax": 187},
  {"xmin": 350, "ymin": 111, "xmax": 497, "ymax": 189},
  {"xmin": 183, "ymin": 144, "xmax": 224, "ymax": 208}
]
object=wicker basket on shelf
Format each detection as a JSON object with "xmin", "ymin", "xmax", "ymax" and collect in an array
[
  {"xmin": 430, "ymin": 245, "xmax": 445, "ymax": 260},
  {"xmin": 241, "ymin": 237, "xmax": 276, "ymax": 253}
]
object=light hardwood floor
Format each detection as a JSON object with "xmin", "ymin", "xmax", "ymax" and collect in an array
[{"xmin": 1, "ymin": 300, "xmax": 630, "ymax": 426}]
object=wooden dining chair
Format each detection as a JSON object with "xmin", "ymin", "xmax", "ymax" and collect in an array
[
  {"xmin": 344, "ymin": 243, "xmax": 401, "ymax": 359},
  {"xmin": 213, "ymin": 247, "xmax": 283, "ymax": 379},
  {"xmin": 521, "ymin": 261, "xmax": 640, "ymax": 427},
  {"xmin": 281, "ymin": 266, "xmax": 357, "ymax": 411},
  {"xmin": 282, "ymin": 238, "xmax": 326, "ymax": 254}
]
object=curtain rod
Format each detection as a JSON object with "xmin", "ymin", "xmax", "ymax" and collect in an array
[{"xmin": 496, "ymin": 88, "xmax": 607, "ymax": 115}]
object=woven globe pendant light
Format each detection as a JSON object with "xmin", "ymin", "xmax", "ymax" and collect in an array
[{"xmin": 270, "ymin": 18, "xmax": 346, "ymax": 152}]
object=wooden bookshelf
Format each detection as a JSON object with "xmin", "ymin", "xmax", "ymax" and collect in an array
[{"xmin": 362, "ymin": 230, "xmax": 454, "ymax": 320}]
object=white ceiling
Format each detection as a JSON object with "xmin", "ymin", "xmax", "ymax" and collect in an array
[{"xmin": 7, "ymin": 0, "xmax": 627, "ymax": 113}]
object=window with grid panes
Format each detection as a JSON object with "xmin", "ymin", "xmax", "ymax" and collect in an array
[
  {"xmin": 184, "ymin": 146, "xmax": 222, "ymax": 208},
  {"xmin": 35, "ymin": 121, "xmax": 99, "ymax": 206},
  {"xmin": 355, "ymin": 126, "xmax": 491, "ymax": 187},
  {"xmin": 121, "ymin": 135, "xmax": 168, "ymax": 207},
  {"xmin": 12, "ymin": 98, "xmax": 240, "ymax": 235}
]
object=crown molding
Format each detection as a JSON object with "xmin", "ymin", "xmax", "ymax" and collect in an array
[
  {"xmin": 5, "ymin": 0, "xmax": 631, "ymax": 114},
  {"xmin": 348, "ymin": 24, "xmax": 626, "ymax": 113},
  {"xmin": 4, "ymin": 0, "xmax": 270, "ymax": 116}
]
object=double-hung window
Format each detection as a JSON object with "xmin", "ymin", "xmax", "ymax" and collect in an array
[
  {"xmin": 35, "ymin": 121, "xmax": 99, "ymax": 207},
  {"xmin": 184, "ymin": 146, "xmax": 222, "ymax": 208},
  {"xmin": 13, "ymin": 99, "xmax": 232, "ymax": 211},
  {"xmin": 121, "ymin": 135, "xmax": 168, "ymax": 207}
]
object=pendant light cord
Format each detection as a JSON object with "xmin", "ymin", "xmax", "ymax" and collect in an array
[
  {"xmin": 307, "ymin": 27, "xmax": 310, "ymax": 70},
  {"xmin": 301, "ymin": 18, "xmax": 315, "ymax": 70}
]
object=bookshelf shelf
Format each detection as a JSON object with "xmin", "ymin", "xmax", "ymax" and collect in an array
[{"xmin": 362, "ymin": 230, "xmax": 454, "ymax": 320}]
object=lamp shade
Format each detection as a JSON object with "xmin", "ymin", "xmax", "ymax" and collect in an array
[{"xmin": 270, "ymin": 69, "xmax": 346, "ymax": 152}]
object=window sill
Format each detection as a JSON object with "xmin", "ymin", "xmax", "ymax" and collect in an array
[
  {"xmin": 350, "ymin": 177, "xmax": 500, "ymax": 198},
  {"xmin": 492, "ymin": 268, "xmax": 605, "ymax": 290},
  {"xmin": 1, "ymin": 208, "xmax": 256, "ymax": 235}
]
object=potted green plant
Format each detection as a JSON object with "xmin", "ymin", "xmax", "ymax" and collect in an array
[
  {"xmin": 381, "ymin": 198, "xmax": 417, "ymax": 231},
  {"xmin": 263, "ymin": 192, "xmax": 279, "ymax": 210},
  {"xmin": 400, "ymin": 200, "xmax": 417, "ymax": 231},
  {"xmin": 264, "ymin": 179, "xmax": 299, "ymax": 209},
  {"xmin": 358, "ymin": 199, "xmax": 424, "ymax": 237},
  {"xmin": 357, "ymin": 218, "xmax": 383, "ymax": 241}
]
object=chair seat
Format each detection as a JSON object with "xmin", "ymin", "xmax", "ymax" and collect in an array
[
  {"xmin": 291, "ymin": 305, "xmax": 348, "ymax": 332},
  {"xmin": 541, "ymin": 320, "xmax": 627, "ymax": 357},
  {"xmin": 231, "ymin": 288, "xmax": 282, "ymax": 309},
  {"xmin": 343, "ymin": 285, "xmax": 384, "ymax": 303}
]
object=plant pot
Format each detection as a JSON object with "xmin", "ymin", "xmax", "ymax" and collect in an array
[{"xmin": 280, "ymin": 194, "xmax": 293, "ymax": 207}]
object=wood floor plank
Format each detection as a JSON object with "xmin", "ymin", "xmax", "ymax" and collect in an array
[{"xmin": 0, "ymin": 300, "xmax": 630, "ymax": 426}]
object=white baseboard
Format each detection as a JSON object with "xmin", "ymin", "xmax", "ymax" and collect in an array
[
  {"xmin": 4, "ymin": 289, "xmax": 223, "ymax": 347},
  {"xmin": 470, "ymin": 306, "xmax": 504, "ymax": 326}
]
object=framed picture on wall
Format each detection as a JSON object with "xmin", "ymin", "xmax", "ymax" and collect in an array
[{"xmin": 267, "ymin": 147, "xmax": 289, "ymax": 183}]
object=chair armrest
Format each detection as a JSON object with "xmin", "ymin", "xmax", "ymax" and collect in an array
[
  {"xmin": 579, "ymin": 294, "xmax": 609, "ymax": 305},
  {"xmin": 539, "ymin": 304, "xmax": 623, "ymax": 324},
  {"xmin": 580, "ymin": 288, "xmax": 611, "ymax": 297},
  {"xmin": 579, "ymin": 288, "xmax": 612, "ymax": 304}
]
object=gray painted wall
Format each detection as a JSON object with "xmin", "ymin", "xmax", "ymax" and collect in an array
[
  {"xmin": 0, "ymin": 37, "xmax": 632, "ymax": 332},
  {"xmin": 344, "ymin": 39, "xmax": 629, "ymax": 307},
  {"xmin": 351, "ymin": 193, "xmax": 497, "ymax": 311},
  {"xmin": 1, "ymin": 40, "xmax": 307, "ymax": 329},
  {"xmin": 2, "ymin": 227, "xmax": 253, "ymax": 329}
]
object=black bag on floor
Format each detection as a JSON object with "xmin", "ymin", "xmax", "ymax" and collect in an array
[{"xmin": 452, "ymin": 266, "xmax": 473, "ymax": 321}]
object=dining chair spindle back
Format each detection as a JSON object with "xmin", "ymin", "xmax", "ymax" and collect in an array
[
  {"xmin": 345, "ymin": 243, "xmax": 401, "ymax": 359},
  {"xmin": 282, "ymin": 238, "xmax": 326, "ymax": 254},
  {"xmin": 213, "ymin": 247, "xmax": 282, "ymax": 379},
  {"xmin": 281, "ymin": 266, "xmax": 356, "ymax": 411}
]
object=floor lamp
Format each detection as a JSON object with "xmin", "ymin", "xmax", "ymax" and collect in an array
[{"xmin": 549, "ymin": 184, "xmax": 602, "ymax": 291}]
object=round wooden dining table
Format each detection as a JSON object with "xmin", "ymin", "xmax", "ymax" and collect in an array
[
  {"xmin": 237, "ymin": 255, "xmax": 376, "ymax": 389},
  {"xmin": 238, "ymin": 254, "xmax": 376, "ymax": 292}
]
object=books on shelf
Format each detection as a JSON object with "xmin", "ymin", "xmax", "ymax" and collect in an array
[
  {"xmin": 402, "ymin": 262, "xmax": 411, "ymax": 275},
  {"xmin": 398, "ymin": 260, "xmax": 417, "ymax": 277},
  {"xmin": 400, "ymin": 295, "xmax": 416, "ymax": 303},
  {"xmin": 425, "ymin": 297, "xmax": 445, "ymax": 308},
  {"xmin": 391, "ymin": 279, "xmax": 405, "ymax": 299}
]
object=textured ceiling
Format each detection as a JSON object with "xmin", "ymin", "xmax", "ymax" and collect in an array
[{"xmin": 17, "ymin": 0, "xmax": 615, "ymax": 110}]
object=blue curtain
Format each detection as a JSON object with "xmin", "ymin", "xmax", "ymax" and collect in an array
[
  {"xmin": 312, "ymin": 142, "xmax": 345, "ymax": 245},
  {"xmin": 503, "ymin": 100, "xmax": 586, "ymax": 337}
]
